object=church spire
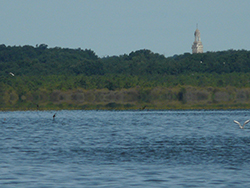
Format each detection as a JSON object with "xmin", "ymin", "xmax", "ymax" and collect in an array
[{"xmin": 192, "ymin": 24, "xmax": 203, "ymax": 53}]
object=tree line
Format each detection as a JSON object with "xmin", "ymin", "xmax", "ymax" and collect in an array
[
  {"xmin": 1, "ymin": 45, "xmax": 250, "ymax": 93},
  {"xmin": 1, "ymin": 44, "xmax": 250, "ymax": 109},
  {"xmin": 1, "ymin": 44, "xmax": 250, "ymax": 77}
]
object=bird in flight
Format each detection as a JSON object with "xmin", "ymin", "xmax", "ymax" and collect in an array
[
  {"xmin": 233, "ymin": 120, "xmax": 250, "ymax": 129},
  {"xmin": 9, "ymin": 72, "xmax": 14, "ymax": 76},
  {"xmin": 53, "ymin": 113, "xmax": 56, "ymax": 119}
]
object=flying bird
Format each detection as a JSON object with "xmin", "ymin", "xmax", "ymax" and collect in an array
[
  {"xmin": 233, "ymin": 120, "xmax": 250, "ymax": 129},
  {"xmin": 53, "ymin": 113, "xmax": 56, "ymax": 119},
  {"xmin": 9, "ymin": 72, "xmax": 14, "ymax": 76}
]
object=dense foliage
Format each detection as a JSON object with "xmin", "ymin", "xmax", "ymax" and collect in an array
[
  {"xmin": 1, "ymin": 45, "xmax": 250, "ymax": 106},
  {"xmin": 1, "ymin": 44, "xmax": 250, "ymax": 109},
  {"xmin": 1, "ymin": 44, "xmax": 250, "ymax": 78}
]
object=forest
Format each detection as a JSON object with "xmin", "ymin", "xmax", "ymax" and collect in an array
[{"xmin": 1, "ymin": 44, "xmax": 250, "ymax": 110}]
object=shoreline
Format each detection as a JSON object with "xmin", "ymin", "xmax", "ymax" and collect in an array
[
  {"xmin": 1, "ymin": 104, "xmax": 250, "ymax": 111},
  {"xmin": 2, "ymin": 86, "xmax": 250, "ymax": 111}
]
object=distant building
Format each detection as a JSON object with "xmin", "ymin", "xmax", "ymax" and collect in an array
[{"xmin": 192, "ymin": 26, "xmax": 203, "ymax": 53}]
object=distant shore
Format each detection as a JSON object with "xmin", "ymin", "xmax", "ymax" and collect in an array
[{"xmin": 1, "ymin": 86, "xmax": 250, "ymax": 111}]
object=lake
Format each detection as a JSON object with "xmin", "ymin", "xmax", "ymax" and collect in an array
[{"xmin": 1, "ymin": 110, "xmax": 250, "ymax": 187}]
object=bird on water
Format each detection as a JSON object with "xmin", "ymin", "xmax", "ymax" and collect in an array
[{"xmin": 233, "ymin": 120, "xmax": 250, "ymax": 129}]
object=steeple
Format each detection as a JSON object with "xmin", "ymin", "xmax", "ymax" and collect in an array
[{"xmin": 192, "ymin": 24, "xmax": 203, "ymax": 53}]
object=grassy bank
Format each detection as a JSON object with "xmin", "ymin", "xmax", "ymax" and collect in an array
[{"xmin": 1, "ymin": 86, "xmax": 250, "ymax": 111}]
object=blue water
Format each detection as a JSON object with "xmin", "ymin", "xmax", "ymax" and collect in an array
[{"xmin": 1, "ymin": 110, "xmax": 250, "ymax": 187}]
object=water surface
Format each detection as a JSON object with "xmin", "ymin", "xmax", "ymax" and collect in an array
[{"xmin": 1, "ymin": 110, "xmax": 250, "ymax": 187}]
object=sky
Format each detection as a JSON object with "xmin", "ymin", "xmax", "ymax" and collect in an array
[{"xmin": 0, "ymin": 0, "xmax": 250, "ymax": 57}]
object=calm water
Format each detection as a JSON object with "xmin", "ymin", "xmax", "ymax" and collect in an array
[{"xmin": 1, "ymin": 110, "xmax": 250, "ymax": 187}]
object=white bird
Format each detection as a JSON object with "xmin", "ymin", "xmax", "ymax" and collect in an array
[
  {"xmin": 9, "ymin": 72, "xmax": 14, "ymax": 76},
  {"xmin": 233, "ymin": 120, "xmax": 250, "ymax": 129}
]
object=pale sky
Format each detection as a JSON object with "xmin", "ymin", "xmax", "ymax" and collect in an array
[{"xmin": 0, "ymin": 0, "xmax": 249, "ymax": 57}]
